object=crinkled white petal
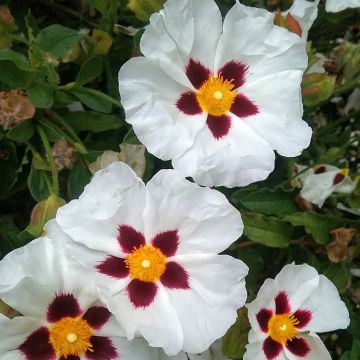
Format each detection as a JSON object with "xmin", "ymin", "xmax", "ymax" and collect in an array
[
  {"xmin": 0, "ymin": 224, "xmax": 97, "ymax": 318},
  {"xmin": 283, "ymin": 0, "xmax": 320, "ymax": 39},
  {"xmin": 241, "ymin": 70, "xmax": 312, "ymax": 156},
  {"xmin": 215, "ymin": 2, "xmax": 308, "ymax": 81},
  {"xmin": 325, "ymin": 0, "xmax": 360, "ymax": 12},
  {"xmin": 172, "ymin": 119, "xmax": 275, "ymax": 187},
  {"xmin": 168, "ymin": 254, "xmax": 248, "ymax": 353},
  {"xmin": 284, "ymin": 334, "xmax": 331, "ymax": 360},
  {"xmin": 144, "ymin": 170, "xmax": 243, "ymax": 254},
  {"xmin": 141, "ymin": 0, "xmax": 222, "ymax": 71},
  {"xmin": 243, "ymin": 341, "xmax": 287, "ymax": 360},
  {"xmin": 246, "ymin": 264, "xmax": 319, "ymax": 337},
  {"xmin": 187, "ymin": 340, "xmax": 229, "ymax": 359},
  {"xmin": 56, "ymin": 162, "xmax": 146, "ymax": 255},
  {"xmin": 99, "ymin": 285, "xmax": 183, "ymax": 356},
  {"xmin": 298, "ymin": 275, "xmax": 350, "ymax": 333},
  {"xmin": 119, "ymin": 57, "xmax": 206, "ymax": 160}
]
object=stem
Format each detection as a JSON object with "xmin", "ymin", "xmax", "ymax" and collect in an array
[{"xmin": 37, "ymin": 125, "xmax": 59, "ymax": 196}]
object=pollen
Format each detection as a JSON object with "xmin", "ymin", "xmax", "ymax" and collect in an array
[
  {"xmin": 125, "ymin": 244, "xmax": 167, "ymax": 282},
  {"xmin": 268, "ymin": 314, "xmax": 299, "ymax": 345},
  {"xmin": 49, "ymin": 317, "xmax": 94, "ymax": 357},
  {"xmin": 196, "ymin": 76, "xmax": 237, "ymax": 116}
]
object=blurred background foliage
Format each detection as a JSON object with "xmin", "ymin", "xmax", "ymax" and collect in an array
[{"xmin": 0, "ymin": 0, "xmax": 359, "ymax": 359}]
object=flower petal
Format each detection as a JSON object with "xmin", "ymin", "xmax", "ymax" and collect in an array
[
  {"xmin": 325, "ymin": 0, "xmax": 360, "ymax": 13},
  {"xmin": 117, "ymin": 225, "xmax": 145, "ymax": 253},
  {"xmin": 19, "ymin": 327, "xmax": 55, "ymax": 360},
  {"xmin": 218, "ymin": 60, "xmax": 248, "ymax": 88},
  {"xmin": 60, "ymin": 357, "xmax": 79, "ymax": 360},
  {"xmin": 56, "ymin": 162, "xmax": 146, "ymax": 255},
  {"xmin": 186, "ymin": 59, "xmax": 211, "ymax": 89},
  {"xmin": 256, "ymin": 309, "xmax": 273, "ymax": 333},
  {"xmin": 177, "ymin": 91, "xmax": 202, "ymax": 115},
  {"xmin": 47, "ymin": 293, "xmax": 82, "ymax": 323},
  {"xmin": 96, "ymin": 256, "xmax": 129, "ymax": 279},
  {"xmin": 297, "ymin": 275, "xmax": 350, "ymax": 332},
  {"xmin": 127, "ymin": 280, "xmax": 158, "ymax": 308},
  {"xmin": 275, "ymin": 291, "xmax": 291, "ymax": 314},
  {"xmin": 160, "ymin": 262, "xmax": 189, "ymax": 289},
  {"xmin": 143, "ymin": 169, "xmax": 243, "ymax": 254},
  {"xmin": 206, "ymin": 114, "xmax": 232, "ymax": 139},
  {"xmin": 243, "ymin": 341, "xmax": 287, "ymax": 360},
  {"xmin": 152, "ymin": 230, "xmax": 179, "ymax": 257},
  {"xmin": 286, "ymin": 337, "xmax": 310, "ymax": 357},
  {"xmin": 85, "ymin": 336, "xmax": 117, "ymax": 360},
  {"xmin": 293, "ymin": 309, "xmax": 312, "ymax": 329},
  {"xmin": 230, "ymin": 93, "xmax": 259, "ymax": 119},
  {"xmin": 83, "ymin": 306, "xmax": 111, "ymax": 331},
  {"xmin": 263, "ymin": 337, "xmax": 283, "ymax": 360},
  {"xmin": 172, "ymin": 119, "xmax": 275, "ymax": 187}
]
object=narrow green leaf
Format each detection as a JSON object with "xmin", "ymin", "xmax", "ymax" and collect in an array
[
  {"xmin": 28, "ymin": 167, "xmax": 50, "ymax": 202},
  {"xmin": 76, "ymin": 56, "xmax": 103, "ymax": 86},
  {"xmin": 27, "ymin": 82, "xmax": 54, "ymax": 108},
  {"xmin": 68, "ymin": 162, "xmax": 92, "ymax": 199},
  {"xmin": 70, "ymin": 87, "xmax": 112, "ymax": 113},
  {"xmin": 6, "ymin": 120, "xmax": 34, "ymax": 143}
]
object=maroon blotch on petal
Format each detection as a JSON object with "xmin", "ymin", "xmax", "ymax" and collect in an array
[
  {"xmin": 206, "ymin": 114, "xmax": 231, "ymax": 140},
  {"xmin": 19, "ymin": 327, "xmax": 56, "ymax": 360},
  {"xmin": 161, "ymin": 262, "xmax": 189, "ymax": 289},
  {"xmin": 333, "ymin": 173, "xmax": 345, "ymax": 185},
  {"xmin": 60, "ymin": 357, "xmax": 80, "ymax": 360},
  {"xmin": 176, "ymin": 91, "xmax": 202, "ymax": 115},
  {"xmin": 314, "ymin": 166, "xmax": 326, "ymax": 174},
  {"xmin": 293, "ymin": 309, "xmax": 312, "ymax": 329},
  {"xmin": 127, "ymin": 280, "xmax": 158, "ymax": 308},
  {"xmin": 263, "ymin": 337, "xmax": 283, "ymax": 360},
  {"xmin": 117, "ymin": 224, "xmax": 145, "ymax": 253},
  {"xmin": 47, "ymin": 293, "xmax": 82, "ymax": 323},
  {"xmin": 83, "ymin": 306, "xmax": 111, "ymax": 330},
  {"xmin": 152, "ymin": 230, "xmax": 179, "ymax": 257},
  {"xmin": 186, "ymin": 59, "xmax": 211, "ymax": 89},
  {"xmin": 256, "ymin": 308, "xmax": 273, "ymax": 333},
  {"xmin": 96, "ymin": 256, "xmax": 129, "ymax": 279},
  {"xmin": 218, "ymin": 60, "xmax": 248, "ymax": 89},
  {"xmin": 85, "ymin": 336, "xmax": 118, "ymax": 360},
  {"xmin": 230, "ymin": 93, "xmax": 259, "ymax": 119},
  {"xmin": 286, "ymin": 337, "xmax": 310, "ymax": 357},
  {"xmin": 275, "ymin": 291, "xmax": 291, "ymax": 315}
]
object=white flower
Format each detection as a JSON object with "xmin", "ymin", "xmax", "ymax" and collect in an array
[
  {"xmin": 326, "ymin": 0, "xmax": 360, "ymax": 12},
  {"xmin": 293, "ymin": 164, "xmax": 357, "ymax": 207},
  {"xmin": 55, "ymin": 162, "xmax": 248, "ymax": 355},
  {"xmin": 188, "ymin": 340, "xmax": 229, "ymax": 360},
  {"xmin": 279, "ymin": 0, "xmax": 319, "ymax": 39},
  {"xmin": 245, "ymin": 263, "xmax": 350, "ymax": 360},
  {"xmin": 118, "ymin": 0, "xmax": 312, "ymax": 187},
  {"xmin": 0, "ymin": 222, "xmax": 188, "ymax": 360}
]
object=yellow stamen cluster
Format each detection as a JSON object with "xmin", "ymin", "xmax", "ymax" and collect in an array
[
  {"xmin": 49, "ymin": 317, "xmax": 93, "ymax": 357},
  {"xmin": 268, "ymin": 314, "xmax": 299, "ymax": 345},
  {"xmin": 125, "ymin": 244, "xmax": 167, "ymax": 282},
  {"xmin": 196, "ymin": 76, "xmax": 237, "ymax": 116}
]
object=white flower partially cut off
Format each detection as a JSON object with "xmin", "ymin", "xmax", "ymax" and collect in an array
[
  {"xmin": 293, "ymin": 164, "xmax": 357, "ymax": 207},
  {"xmin": 56, "ymin": 162, "xmax": 248, "ymax": 355},
  {"xmin": 119, "ymin": 0, "xmax": 312, "ymax": 187},
  {"xmin": 245, "ymin": 263, "xmax": 350, "ymax": 360},
  {"xmin": 0, "ymin": 223, "xmax": 189, "ymax": 360},
  {"xmin": 326, "ymin": 0, "xmax": 360, "ymax": 12}
]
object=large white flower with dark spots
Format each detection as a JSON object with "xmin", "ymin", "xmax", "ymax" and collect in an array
[
  {"xmin": 0, "ymin": 222, "xmax": 188, "ymax": 360},
  {"xmin": 326, "ymin": 0, "xmax": 360, "ymax": 12},
  {"xmin": 245, "ymin": 263, "xmax": 350, "ymax": 360},
  {"xmin": 55, "ymin": 162, "xmax": 248, "ymax": 356},
  {"xmin": 118, "ymin": 0, "xmax": 312, "ymax": 187}
]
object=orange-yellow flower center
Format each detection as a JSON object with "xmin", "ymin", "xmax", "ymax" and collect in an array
[
  {"xmin": 49, "ymin": 317, "xmax": 93, "ymax": 357},
  {"xmin": 196, "ymin": 76, "xmax": 237, "ymax": 116},
  {"xmin": 268, "ymin": 314, "xmax": 299, "ymax": 345},
  {"xmin": 125, "ymin": 244, "xmax": 167, "ymax": 282}
]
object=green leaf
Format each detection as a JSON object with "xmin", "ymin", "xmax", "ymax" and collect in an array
[
  {"xmin": 36, "ymin": 24, "xmax": 80, "ymax": 59},
  {"xmin": 27, "ymin": 82, "xmax": 54, "ymax": 108},
  {"xmin": 340, "ymin": 340, "xmax": 360, "ymax": 360},
  {"xmin": 242, "ymin": 213, "xmax": 292, "ymax": 248},
  {"xmin": 68, "ymin": 162, "xmax": 92, "ymax": 199},
  {"xmin": 37, "ymin": 119, "xmax": 63, "ymax": 142},
  {"xmin": 62, "ymin": 111, "xmax": 122, "ymax": 133},
  {"xmin": 0, "ymin": 49, "xmax": 32, "ymax": 70},
  {"xmin": 70, "ymin": 87, "xmax": 112, "ymax": 113},
  {"xmin": 0, "ymin": 216, "xmax": 21, "ymax": 258},
  {"xmin": 0, "ymin": 138, "xmax": 19, "ymax": 199},
  {"xmin": 6, "ymin": 120, "xmax": 34, "ymax": 143},
  {"xmin": 324, "ymin": 263, "xmax": 351, "ymax": 293},
  {"xmin": 232, "ymin": 188, "xmax": 299, "ymax": 217},
  {"xmin": 128, "ymin": 0, "xmax": 166, "ymax": 21},
  {"xmin": 76, "ymin": 56, "xmax": 103, "ymax": 86},
  {"xmin": 285, "ymin": 212, "xmax": 343, "ymax": 244},
  {"xmin": 27, "ymin": 167, "xmax": 50, "ymax": 202}
]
